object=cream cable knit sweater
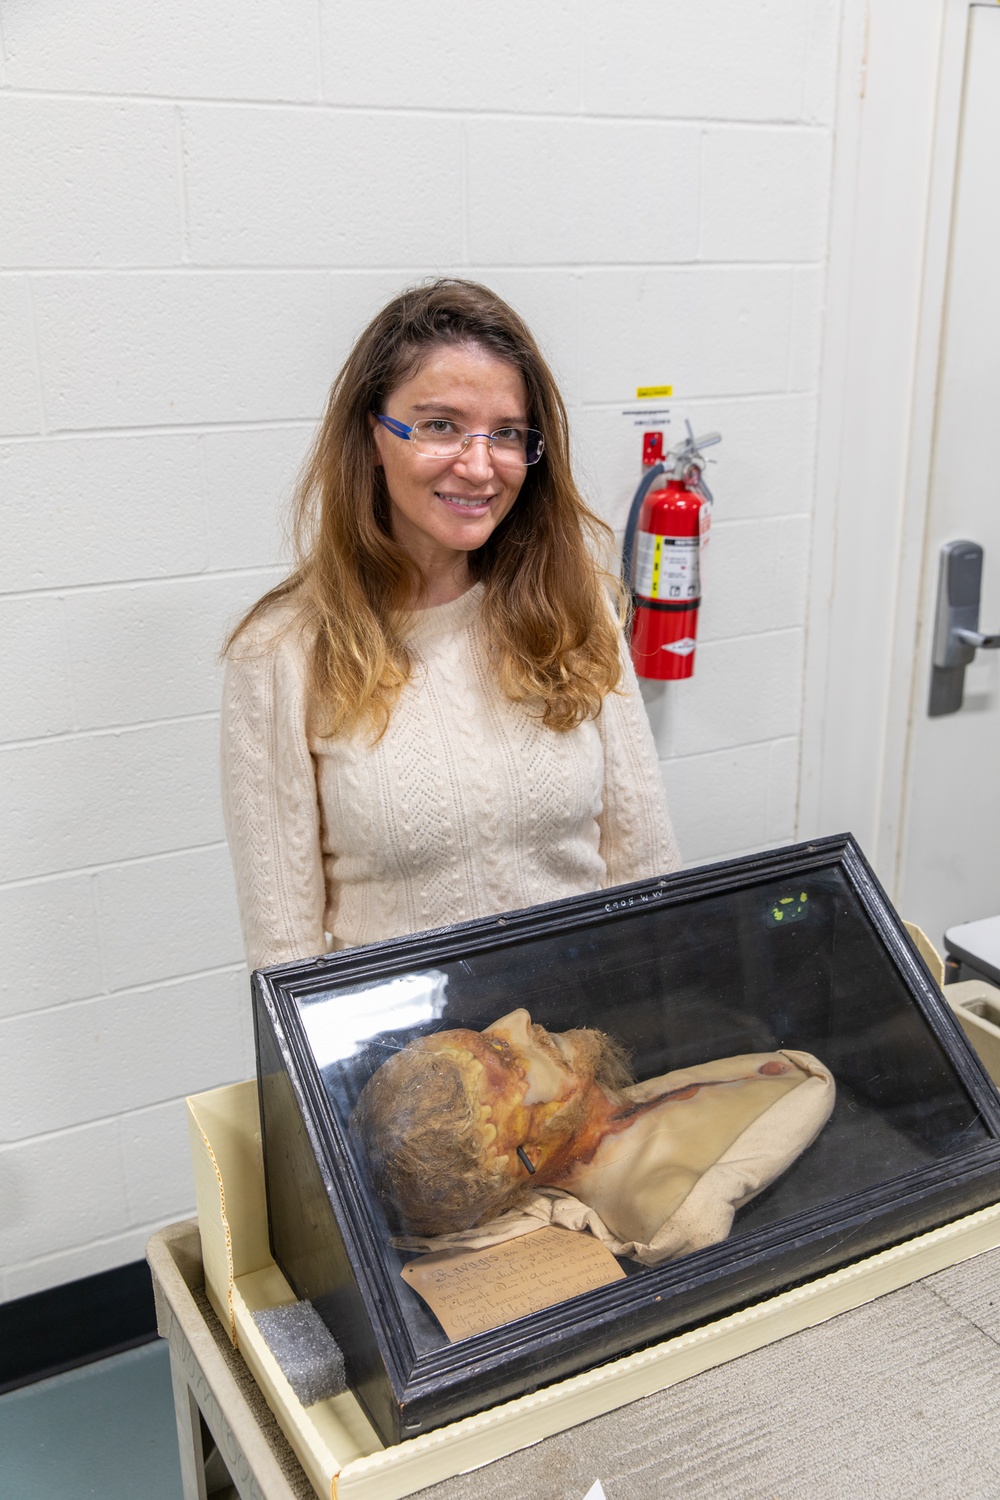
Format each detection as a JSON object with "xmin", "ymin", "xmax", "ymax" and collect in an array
[{"xmin": 221, "ymin": 584, "xmax": 680, "ymax": 970}]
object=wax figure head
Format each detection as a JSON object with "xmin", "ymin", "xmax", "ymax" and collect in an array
[
  {"xmin": 225, "ymin": 278, "xmax": 625, "ymax": 741},
  {"xmin": 352, "ymin": 1009, "xmax": 633, "ymax": 1236}
]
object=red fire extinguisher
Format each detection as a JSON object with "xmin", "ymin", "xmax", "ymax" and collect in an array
[{"xmin": 622, "ymin": 422, "xmax": 721, "ymax": 680}]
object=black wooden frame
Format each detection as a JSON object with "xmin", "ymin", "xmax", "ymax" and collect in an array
[{"xmin": 253, "ymin": 834, "xmax": 1000, "ymax": 1447}]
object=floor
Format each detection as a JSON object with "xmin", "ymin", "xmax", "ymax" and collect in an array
[{"xmin": 0, "ymin": 1341, "xmax": 184, "ymax": 1500}]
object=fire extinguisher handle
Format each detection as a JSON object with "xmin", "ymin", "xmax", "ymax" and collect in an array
[{"xmin": 621, "ymin": 461, "xmax": 666, "ymax": 596}]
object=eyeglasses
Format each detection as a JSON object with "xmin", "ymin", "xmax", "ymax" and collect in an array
[{"xmin": 376, "ymin": 414, "xmax": 544, "ymax": 468}]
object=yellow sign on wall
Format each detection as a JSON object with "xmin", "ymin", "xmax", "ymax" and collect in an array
[{"xmin": 636, "ymin": 385, "xmax": 673, "ymax": 399}]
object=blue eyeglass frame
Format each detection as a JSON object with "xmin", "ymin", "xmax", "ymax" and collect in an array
[{"xmin": 374, "ymin": 414, "xmax": 544, "ymax": 465}]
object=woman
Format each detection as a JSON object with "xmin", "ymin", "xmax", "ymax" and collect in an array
[{"xmin": 222, "ymin": 279, "xmax": 679, "ymax": 970}]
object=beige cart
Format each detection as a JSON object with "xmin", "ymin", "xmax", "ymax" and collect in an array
[{"xmin": 147, "ymin": 973, "xmax": 1000, "ymax": 1500}]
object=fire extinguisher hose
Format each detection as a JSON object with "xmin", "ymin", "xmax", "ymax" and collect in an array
[{"xmin": 620, "ymin": 460, "xmax": 666, "ymax": 596}]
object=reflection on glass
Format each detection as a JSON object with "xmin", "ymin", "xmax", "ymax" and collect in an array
[{"xmin": 298, "ymin": 970, "xmax": 449, "ymax": 1066}]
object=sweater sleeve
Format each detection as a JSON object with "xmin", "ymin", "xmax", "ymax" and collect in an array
[
  {"xmin": 596, "ymin": 640, "xmax": 681, "ymax": 886},
  {"xmin": 220, "ymin": 621, "xmax": 328, "ymax": 970}
]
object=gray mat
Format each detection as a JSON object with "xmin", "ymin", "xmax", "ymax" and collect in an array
[{"xmin": 413, "ymin": 1247, "xmax": 1000, "ymax": 1500}]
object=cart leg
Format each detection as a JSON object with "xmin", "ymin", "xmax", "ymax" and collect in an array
[{"xmin": 169, "ymin": 1350, "xmax": 211, "ymax": 1500}]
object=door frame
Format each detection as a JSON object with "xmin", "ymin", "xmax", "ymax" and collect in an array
[{"xmin": 798, "ymin": 0, "xmax": 975, "ymax": 900}]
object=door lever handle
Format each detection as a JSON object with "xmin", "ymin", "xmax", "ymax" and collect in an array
[
  {"xmin": 929, "ymin": 540, "xmax": 996, "ymax": 716},
  {"xmin": 954, "ymin": 627, "xmax": 1000, "ymax": 650}
]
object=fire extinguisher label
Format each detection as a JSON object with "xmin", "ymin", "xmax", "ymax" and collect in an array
[{"xmin": 634, "ymin": 532, "xmax": 700, "ymax": 601}]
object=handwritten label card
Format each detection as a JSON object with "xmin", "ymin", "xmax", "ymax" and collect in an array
[{"xmin": 400, "ymin": 1227, "xmax": 626, "ymax": 1341}]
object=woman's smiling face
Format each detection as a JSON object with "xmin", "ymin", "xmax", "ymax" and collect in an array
[{"xmin": 372, "ymin": 341, "xmax": 529, "ymax": 583}]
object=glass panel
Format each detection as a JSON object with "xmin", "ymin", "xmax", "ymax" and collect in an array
[{"xmin": 293, "ymin": 861, "xmax": 990, "ymax": 1348}]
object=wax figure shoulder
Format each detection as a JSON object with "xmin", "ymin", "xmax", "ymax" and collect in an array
[{"xmin": 221, "ymin": 593, "xmax": 679, "ymax": 970}]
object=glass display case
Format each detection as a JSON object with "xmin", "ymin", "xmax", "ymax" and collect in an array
[{"xmin": 253, "ymin": 835, "xmax": 1000, "ymax": 1447}]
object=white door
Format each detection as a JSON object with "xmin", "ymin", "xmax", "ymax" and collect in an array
[{"xmin": 897, "ymin": 5, "xmax": 1000, "ymax": 943}]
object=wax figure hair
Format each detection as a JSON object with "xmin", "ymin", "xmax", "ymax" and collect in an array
[
  {"xmin": 225, "ymin": 278, "xmax": 625, "ymax": 740},
  {"xmin": 352, "ymin": 1046, "xmax": 517, "ymax": 1236}
]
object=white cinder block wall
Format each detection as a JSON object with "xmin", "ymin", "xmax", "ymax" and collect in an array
[{"xmin": 0, "ymin": 0, "xmax": 841, "ymax": 1299}]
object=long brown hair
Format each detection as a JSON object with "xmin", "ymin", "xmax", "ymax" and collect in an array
[{"xmin": 226, "ymin": 278, "xmax": 625, "ymax": 738}]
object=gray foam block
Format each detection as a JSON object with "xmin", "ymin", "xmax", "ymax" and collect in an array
[{"xmin": 252, "ymin": 1301, "xmax": 347, "ymax": 1407}]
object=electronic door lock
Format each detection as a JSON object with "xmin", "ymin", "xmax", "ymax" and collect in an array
[{"xmin": 929, "ymin": 540, "xmax": 999, "ymax": 715}]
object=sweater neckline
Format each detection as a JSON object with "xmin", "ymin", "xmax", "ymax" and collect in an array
[{"xmin": 403, "ymin": 582, "xmax": 484, "ymax": 648}]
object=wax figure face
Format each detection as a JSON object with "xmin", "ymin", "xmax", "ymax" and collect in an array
[
  {"xmin": 421, "ymin": 1008, "xmax": 630, "ymax": 1183},
  {"xmin": 371, "ymin": 342, "xmax": 529, "ymax": 584}
]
